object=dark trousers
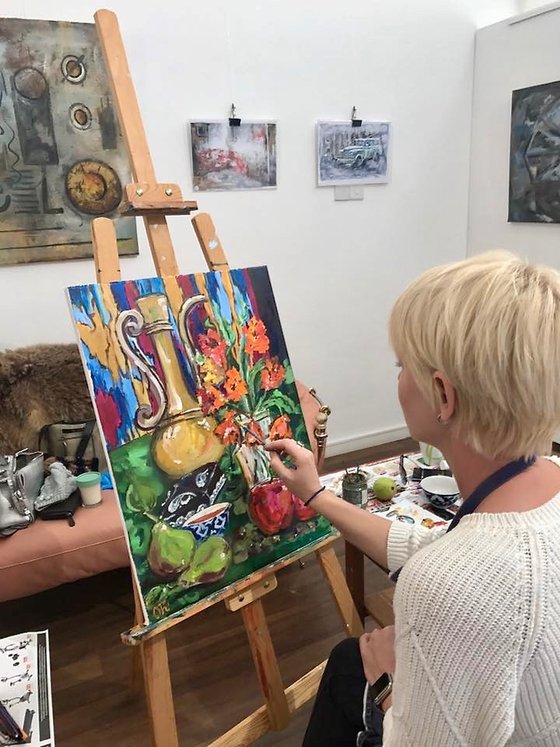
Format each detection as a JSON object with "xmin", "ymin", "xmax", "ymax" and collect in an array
[{"xmin": 302, "ymin": 638, "xmax": 384, "ymax": 747}]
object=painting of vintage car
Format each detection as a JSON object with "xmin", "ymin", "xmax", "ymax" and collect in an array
[{"xmin": 317, "ymin": 121, "xmax": 391, "ymax": 186}]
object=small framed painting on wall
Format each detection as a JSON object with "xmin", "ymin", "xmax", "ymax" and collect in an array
[
  {"xmin": 189, "ymin": 121, "xmax": 277, "ymax": 192},
  {"xmin": 317, "ymin": 121, "xmax": 391, "ymax": 187}
]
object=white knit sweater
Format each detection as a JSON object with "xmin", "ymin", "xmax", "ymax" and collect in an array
[{"xmin": 383, "ymin": 488, "xmax": 560, "ymax": 746}]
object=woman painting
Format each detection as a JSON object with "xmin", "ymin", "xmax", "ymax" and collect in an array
[{"xmin": 267, "ymin": 251, "xmax": 560, "ymax": 746}]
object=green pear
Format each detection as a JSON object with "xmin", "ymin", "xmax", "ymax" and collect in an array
[
  {"xmin": 178, "ymin": 536, "xmax": 232, "ymax": 588},
  {"xmin": 147, "ymin": 522, "xmax": 196, "ymax": 580},
  {"xmin": 373, "ymin": 477, "xmax": 397, "ymax": 501}
]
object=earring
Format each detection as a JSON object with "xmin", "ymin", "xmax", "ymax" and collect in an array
[{"xmin": 436, "ymin": 414, "xmax": 448, "ymax": 425}]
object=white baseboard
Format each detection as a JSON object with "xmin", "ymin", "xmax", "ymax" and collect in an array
[{"xmin": 325, "ymin": 425, "xmax": 411, "ymax": 458}]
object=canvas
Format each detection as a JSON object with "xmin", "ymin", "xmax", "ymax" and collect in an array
[
  {"xmin": 0, "ymin": 18, "xmax": 137, "ymax": 265},
  {"xmin": 317, "ymin": 121, "xmax": 391, "ymax": 186},
  {"xmin": 509, "ymin": 80, "xmax": 560, "ymax": 223},
  {"xmin": 189, "ymin": 121, "xmax": 277, "ymax": 191},
  {"xmin": 68, "ymin": 268, "xmax": 332, "ymax": 625}
]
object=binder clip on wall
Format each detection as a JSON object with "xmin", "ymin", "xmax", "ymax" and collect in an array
[
  {"xmin": 229, "ymin": 103, "xmax": 241, "ymax": 127},
  {"xmin": 351, "ymin": 106, "xmax": 362, "ymax": 128}
]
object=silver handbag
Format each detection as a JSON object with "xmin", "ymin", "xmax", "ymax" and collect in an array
[{"xmin": 0, "ymin": 450, "xmax": 44, "ymax": 537}]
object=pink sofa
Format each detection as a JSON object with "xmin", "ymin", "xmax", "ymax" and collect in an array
[
  {"xmin": 0, "ymin": 490, "xmax": 127, "ymax": 602},
  {"xmin": 0, "ymin": 383, "xmax": 323, "ymax": 602}
]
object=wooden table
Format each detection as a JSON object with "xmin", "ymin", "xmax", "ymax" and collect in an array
[
  {"xmin": 335, "ymin": 455, "xmax": 454, "ymax": 626},
  {"xmin": 345, "ymin": 541, "xmax": 396, "ymax": 626}
]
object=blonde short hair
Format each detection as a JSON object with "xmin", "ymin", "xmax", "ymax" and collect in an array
[{"xmin": 389, "ymin": 250, "xmax": 560, "ymax": 459}]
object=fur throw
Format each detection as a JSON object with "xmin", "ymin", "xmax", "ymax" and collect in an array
[{"xmin": 0, "ymin": 344, "xmax": 93, "ymax": 453}]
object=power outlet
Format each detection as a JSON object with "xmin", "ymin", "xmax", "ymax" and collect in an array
[{"xmin": 334, "ymin": 185, "xmax": 364, "ymax": 201}]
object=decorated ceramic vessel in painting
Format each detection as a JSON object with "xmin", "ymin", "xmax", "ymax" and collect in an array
[{"xmin": 184, "ymin": 502, "xmax": 231, "ymax": 542}]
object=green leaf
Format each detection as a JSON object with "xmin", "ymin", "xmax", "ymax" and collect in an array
[
  {"xmin": 232, "ymin": 497, "xmax": 248, "ymax": 515},
  {"xmin": 246, "ymin": 357, "xmax": 266, "ymax": 404},
  {"xmin": 256, "ymin": 389, "xmax": 299, "ymax": 417},
  {"xmin": 126, "ymin": 482, "xmax": 157, "ymax": 513},
  {"xmin": 126, "ymin": 517, "xmax": 152, "ymax": 555},
  {"xmin": 233, "ymin": 284, "xmax": 251, "ymax": 326},
  {"xmin": 283, "ymin": 361, "xmax": 295, "ymax": 386},
  {"xmin": 294, "ymin": 421, "xmax": 310, "ymax": 446}
]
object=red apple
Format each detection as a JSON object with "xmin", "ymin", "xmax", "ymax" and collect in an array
[
  {"xmin": 292, "ymin": 495, "xmax": 317, "ymax": 521},
  {"xmin": 248, "ymin": 479, "xmax": 295, "ymax": 535}
]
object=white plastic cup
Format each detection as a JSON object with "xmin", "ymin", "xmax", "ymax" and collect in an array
[
  {"xmin": 419, "ymin": 442, "xmax": 444, "ymax": 467},
  {"xmin": 76, "ymin": 472, "xmax": 102, "ymax": 508}
]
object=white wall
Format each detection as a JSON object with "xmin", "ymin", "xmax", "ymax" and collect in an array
[
  {"xmin": 0, "ymin": 0, "xmax": 515, "ymax": 454},
  {"xmin": 468, "ymin": 2, "xmax": 560, "ymax": 268}
]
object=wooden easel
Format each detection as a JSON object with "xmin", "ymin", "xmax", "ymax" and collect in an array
[{"xmin": 89, "ymin": 9, "xmax": 363, "ymax": 746}]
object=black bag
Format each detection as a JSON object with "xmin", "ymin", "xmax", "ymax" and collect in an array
[
  {"xmin": 39, "ymin": 420, "xmax": 106, "ymax": 474},
  {"xmin": 39, "ymin": 489, "xmax": 81, "ymax": 527}
]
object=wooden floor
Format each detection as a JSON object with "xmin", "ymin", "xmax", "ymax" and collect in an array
[{"xmin": 0, "ymin": 438, "xmax": 415, "ymax": 747}]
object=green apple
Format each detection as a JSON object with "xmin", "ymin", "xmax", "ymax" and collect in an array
[{"xmin": 373, "ymin": 477, "xmax": 397, "ymax": 501}]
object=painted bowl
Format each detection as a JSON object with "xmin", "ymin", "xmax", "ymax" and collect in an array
[
  {"xmin": 420, "ymin": 475, "xmax": 460, "ymax": 509},
  {"xmin": 184, "ymin": 502, "xmax": 230, "ymax": 542}
]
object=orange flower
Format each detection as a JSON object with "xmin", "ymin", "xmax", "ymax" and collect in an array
[
  {"xmin": 243, "ymin": 419, "xmax": 265, "ymax": 447},
  {"xmin": 214, "ymin": 412, "xmax": 241, "ymax": 446},
  {"xmin": 197, "ymin": 385, "xmax": 226, "ymax": 415},
  {"xmin": 260, "ymin": 357, "xmax": 285, "ymax": 391},
  {"xmin": 269, "ymin": 414, "xmax": 292, "ymax": 440},
  {"xmin": 244, "ymin": 317, "xmax": 269, "ymax": 357},
  {"xmin": 224, "ymin": 368, "xmax": 248, "ymax": 402},
  {"xmin": 198, "ymin": 328, "xmax": 227, "ymax": 369}
]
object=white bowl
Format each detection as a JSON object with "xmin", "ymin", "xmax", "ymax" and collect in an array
[{"xmin": 420, "ymin": 475, "xmax": 460, "ymax": 508}]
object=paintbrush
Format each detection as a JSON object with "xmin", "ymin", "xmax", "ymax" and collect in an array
[
  {"xmin": 234, "ymin": 418, "xmax": 296, "ymax": 469},
  {"xmin": 0, "ymin": 702, "xmax": 27, "ymax": 744}
]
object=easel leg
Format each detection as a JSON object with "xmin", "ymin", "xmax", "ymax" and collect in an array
[
  {"xmin": 344, "ymin": 541, "xmax": 366, "ymax": 623},
  {"xmin": 130, "ymin": 585, "xmax": 144, "ymax": 696},
  {"xmin": 316, "ymin": 547, "xmax": 364, "ymax": 637},
  {"xmin": 241, "ymin": 599, "xmax": 290, "ymax": 731},
  {"xmin": 141, "ymin": 633, "xmax": 179, "ymax": 747}
]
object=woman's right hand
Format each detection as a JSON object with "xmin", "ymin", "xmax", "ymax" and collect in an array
[{"xmin": 265, "ymin": 438, "xmax": 323, "ymax": 503}]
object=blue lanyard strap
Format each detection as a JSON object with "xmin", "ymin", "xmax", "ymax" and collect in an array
[
  {"xmin": 389, "ymin": 455, "xmax": 536, "ymax": 583},
  {"xmin": 446, "ymin": 456, "xmax": 536, "ymax": 531}
]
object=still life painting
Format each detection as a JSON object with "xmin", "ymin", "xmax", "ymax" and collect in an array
[
  {"xmin": 189, "ymin": 121, "xmax": 277, "ymax": 191},
  {"xmin": 509, "ymin": 80, "xmax": 560, "ymax": 223},
  {"xmin": 317, "ymin": 121, "xmax": 391, "ymax": 186},
  {"xmin": 0, "ymin": 18, "xmax": 137, "ymax": 266},
  {"xmin": 68, "ymin": 267, "xmax": 332, "ymax": 625}
]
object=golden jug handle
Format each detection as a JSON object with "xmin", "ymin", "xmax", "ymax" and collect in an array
[
  {"xmin": 178, "ymin": 294, "xmax": 207, "ymax": 391},
  {"xmin": 116, "ymin": 308, "xmax": 167, "ymax": 430}
]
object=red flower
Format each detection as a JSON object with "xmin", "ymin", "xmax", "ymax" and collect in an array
[
  {"xmin": 224, "ymin": 368, "xmax": 248, "ymax": 402},
  {"xmin": 260, "ymin": 357, "xmax": 285, "ymax": 391},
  {"xmin": 198, "ymin": 328, "xmax": 227, "ymax": 369},
  {"xmin": 244, "ymin": 317, "xmax": 269, "ymax": 357},
  {"xmin": 197, "ymin": 385, "xmax": 226, "ymax": 415},
  {"xmin": 269, "ymin": 414, "xmax": 292, "ymax": 440},
  {"xmin": 214, "ymin": 411, "xmax": 241, "ymax": 446},
  {"xmin": 243, "ymin": 419, "xmax": 265, "ymax": 447}
]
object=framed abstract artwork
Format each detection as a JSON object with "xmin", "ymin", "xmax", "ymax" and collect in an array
[
  {"xmin": 317, "ymin": 121, "xmax": 391, "ymax": 186},
  {"xmin": 68, "ymin": 267, "xmax": 333, "ymax": 626},
  {"xmin": 0, "ymin": 18, "xmax": 137, "ymax": 265},
  {"xmin": 509, "ymin": 80, "xmax": 560, "ymax": 223},
  {"xmin": 189, "ymin": 121, "xmax": 277, "ymax": 191}
]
